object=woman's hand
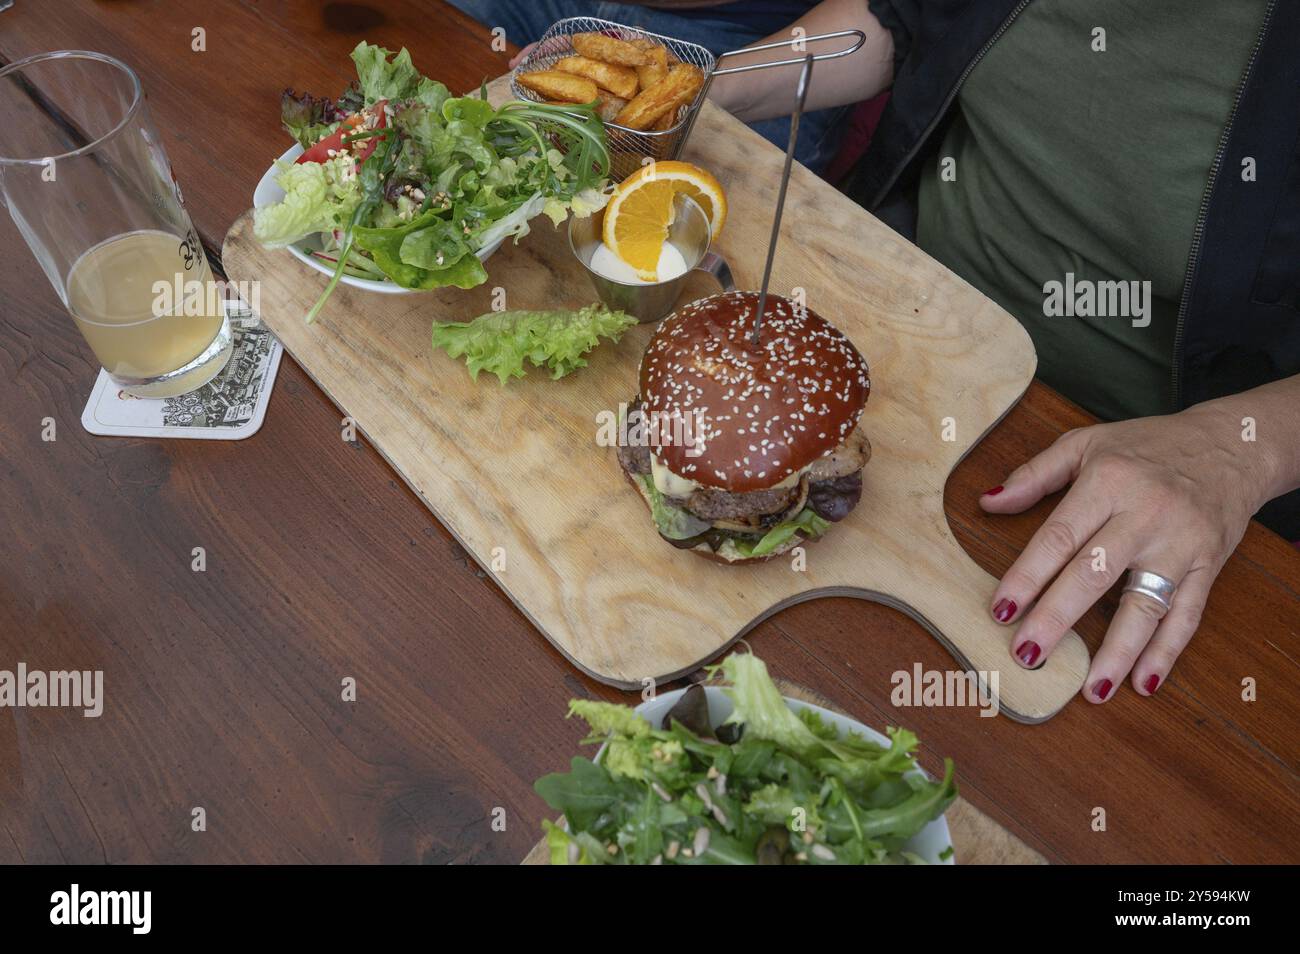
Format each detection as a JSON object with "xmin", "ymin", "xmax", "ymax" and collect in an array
[
  {"xmin": 979, "ymin": 393, "xmax": 1295, "ymax": 703},
  {"xmin": 508, "ymin": 43, "xmax": 535, "ymax": 69}
]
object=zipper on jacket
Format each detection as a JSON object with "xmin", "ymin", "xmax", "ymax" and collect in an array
[
  {"xmin": 868, "ymin": 0, "xmax": 1033, "ymax": 210},
  {"xmin": 1170, "ymin": 0, "xmax": 1276, "ymax": 410}
]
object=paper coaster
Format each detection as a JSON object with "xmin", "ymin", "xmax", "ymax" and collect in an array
[{"xmin": 81, "ymin": 299, "xmax": 282, "ymax": 440}]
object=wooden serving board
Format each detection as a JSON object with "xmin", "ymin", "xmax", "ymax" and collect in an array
[
  {"xmin": 520, "ymin": 680, "xmax": 1048, "ymax": 865},
  {"xmin": 222, "ymin": 78, "xmax": 1089, "ymax": 722}
]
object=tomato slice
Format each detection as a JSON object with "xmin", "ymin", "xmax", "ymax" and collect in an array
[{"xmin": 296, "ymin": 100, "xmax": 387, "ymax": 165}]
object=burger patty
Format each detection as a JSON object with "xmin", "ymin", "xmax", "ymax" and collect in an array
[
  {"xmin": 616, "ymin": 399, "xmax": 653, "ymax": 476},
  {"xmin": 617, "ymin": 435, "xmax": 652, "ymax": 477},
  {"xmin": 616, "ymin": 395, "xmax": 867, "ymax": 527},
  {"xmin": 685, "ymin": 483, "xmax": 799, "ymax": 521}
]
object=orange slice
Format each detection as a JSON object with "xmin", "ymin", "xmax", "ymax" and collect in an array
[{"xmin": 602, "ymin": 161, "xmax": 728, "ymax": 281}]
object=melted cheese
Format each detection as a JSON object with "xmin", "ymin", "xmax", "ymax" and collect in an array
[
  {"xmin": 651, "ymin": 452, "xmax": 807, "ymax": 497},
  {"xmin": 769, "ymin": 468, "xmax": 805, "ymax": 490},
  {"xmin": 651, "ymin": 453, "xmax": 701, "ymax": 497}
]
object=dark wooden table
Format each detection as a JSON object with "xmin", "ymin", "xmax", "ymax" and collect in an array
[{"xmin": 1, "ymin": 0, "xmax": 1296, "ymax": 865}]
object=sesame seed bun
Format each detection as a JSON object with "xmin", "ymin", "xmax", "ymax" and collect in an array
[{"xmin": 638, "ymin": 291, "xmax": 870, "ymax": 493}]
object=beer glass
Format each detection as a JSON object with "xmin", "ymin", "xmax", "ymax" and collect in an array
[{"xmin": 0, "ymin": 51, "xmax": 232, "ymax": 397}]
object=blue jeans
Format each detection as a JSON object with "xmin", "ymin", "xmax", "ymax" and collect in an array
[{"xmin": 448, "ymin": 0, "xmax": 849, "ymax": 175}]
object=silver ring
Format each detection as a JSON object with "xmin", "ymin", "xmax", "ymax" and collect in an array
[{"xmin": 1122, "ymin": 570, "xmax": 1178, "ymax": 612}]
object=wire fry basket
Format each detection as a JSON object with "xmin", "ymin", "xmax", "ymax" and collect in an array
[
  {"xmin": 511, "ymin": 17, "xmax": 714, "ymax": 181},
  {"xmin": 511, "ymin": 18, "xmax": 866, "ymax": 181}
]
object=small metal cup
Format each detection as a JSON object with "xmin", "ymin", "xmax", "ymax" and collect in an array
[{"xmin": 568, "ymin": 193, "xmax": 734, "ymax": 323}]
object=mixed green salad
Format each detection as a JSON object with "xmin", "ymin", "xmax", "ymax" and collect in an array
[
  {"xmin": 255, "ymin": 41, "xmax": 610, "ymax": 321},
  {"xmin": 535, "ymin": 653, "xmax": 957, "ymax": 864}
]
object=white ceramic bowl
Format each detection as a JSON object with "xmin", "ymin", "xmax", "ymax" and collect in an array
[
  {"xmin": 614, "ymin": 686, "xmax": 955, "ymax": 864},
  {"xmin": 251, "ymin": 143, "xmax": 506, "ymax": 294}
]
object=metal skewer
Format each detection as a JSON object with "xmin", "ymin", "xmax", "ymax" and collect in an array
[{"xmin": 752, "ymin": 53, "xmax": 814, "ymax": 345}]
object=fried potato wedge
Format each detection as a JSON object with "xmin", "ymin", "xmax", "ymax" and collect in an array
[
  {"xmin": 614, "ymin": 63, "xmax": 704, "ymax": 130},
  {"xmin": 636, "ymin": 45, "xmax": 669, "ymax": 92},
  {"xmin": 571, "ymin": 32, "xmax": 650, "ymax": 67},
  {"xmin": 540, "ymin": 93, "xmax": 625, "ymax": 123},
  {"xmin": 653, "ymin": 105, "xmax": 679, "ymax": 131},
  {"xmin": 517, "ymin": 70, "xmax": 598, "ymax": 104},
  {"xmin": 554, "ymin": 54, "xmax": 638, "ymax": 100},
  {"xmin": 595, "ymin": 91, "xmax": 629, "ymax": 122},
  {"xmin": 628, "ymin": 37, "xmax": 680, "ymax": 64}
]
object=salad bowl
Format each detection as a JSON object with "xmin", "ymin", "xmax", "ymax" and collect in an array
[
  {"xmin": 252, "ymin": 143, "xmax": 509, "ymax": 295},
  {"xmin": 623, "ymin": 687, "xmax": 955, "ymax": 864}
]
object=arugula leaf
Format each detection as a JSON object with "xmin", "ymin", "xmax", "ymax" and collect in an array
[
  {"xmin": 533, "ymin": 757, "xmax": 621, "ymax": 833},
  {"xmin": 430, "ymin": 304, "xmax": 635, "ymax": 384},
  {"xmin": 676, "ymin": 830, "xmax": 759, "ymax": 865},
  {"xmin": 398, "ymin": 218, "xmax": 470, "ymax": 270},
  {"xmin": 855, "ymin": 758, "xmax": 957, "ymax": 840},
  {"xmin": 623, "ymin": 789, "xmax": 664, "ymax": 862},
  {"xmin": 813, "ymin": 726, "xmax": 922, "ymax": 793},
  {"xmin": 726, "ymin": 738, "xmax": 776, "ymax": 779},
  {"xmin": 352, "ymin": 210, "xmax": 486, "ymax": 290}
]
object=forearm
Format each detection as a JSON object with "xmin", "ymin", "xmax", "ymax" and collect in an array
[
  {"xmin": 707, "ymin": 0, "xmax": 893, "ymax": 123},
  {"xmin": 1183, "ymin": 373, "xmax": 1300, "ymax": 506}
]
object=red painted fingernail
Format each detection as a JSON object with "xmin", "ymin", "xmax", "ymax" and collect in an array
[
  {"xmin": 1093, "ymin": 678, "xmax": 1113, "ymax": 701},
  {"xmin": 992, "ymin": 598, "xmax": 1017, "ymax": 623},
  {"xmin": 1144, "ymin": 674, "xmax": 1160, "ymax": 695},
  {"xmin": 1015, "ymin": 641, "xmax": 1041, "ymax": 667},
  {"xmin": 983, "ymin": 485, "xmax": 1004, "ymax": 496}
]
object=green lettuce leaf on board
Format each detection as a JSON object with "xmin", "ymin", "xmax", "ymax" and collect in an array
[{"xmin": 430, "ymin": 304, "xmax": 636, "ymax": 384}]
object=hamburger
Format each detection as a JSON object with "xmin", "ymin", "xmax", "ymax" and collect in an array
[{"xmin": 617, "ymin": 290, "xmax": 871, "ymax": 563}]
